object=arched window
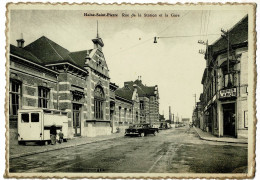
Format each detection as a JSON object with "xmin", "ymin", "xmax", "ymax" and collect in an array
[{"xmin": 94, "ymin": 86, "xmax": 105, "ymax": 119}]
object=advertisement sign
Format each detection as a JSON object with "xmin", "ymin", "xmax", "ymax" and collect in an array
[{"xmin": 219, "ymin": 88, "xmax": 237, "ymax": 98}]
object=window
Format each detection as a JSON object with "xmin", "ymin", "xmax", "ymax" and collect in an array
[
  {"xmin": 118, "ymin": 107, "xmax": 121, "ymax": 122},
  {"xmin": 9, "ymin": 80, "xmax": 21, "ymax": 116},
  {"xmin": 31, "ymin": 113, "xmax": 39, "ymax": 122},
  {"xmin": 21, "ymin": 113, "xmax": 29, "ymax": 123},
  {"xmin": 94, "ymin": 86, "xmax": 105, "ymax": 120},
  {"xmin": 140, "ymin": 101, "xmax": 144, "ymax": 110},
  {"xmin": 124, "ymin": 108, "xmax": 127, "ymax": 121},
  {"xmin": 38, "ymin": 87, "xmax": 50, "ymax": 108},
  {"xmin": 224, "ymin": 74, "xmax": 234, "ymax": 88},
  {"xmin": 129, "ymin": 109, "xmax": 132, "ymax": 120}
]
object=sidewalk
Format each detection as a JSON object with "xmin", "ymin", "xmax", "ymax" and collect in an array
[
  {"xmin": 193, "ymin": 127, "xmax": 248, "ymax": 144},
  {"xmin": 9, "ymin": 132, "xmax": 124, "ymax": 159}
]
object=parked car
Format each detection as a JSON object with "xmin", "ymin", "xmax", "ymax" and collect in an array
[
  {"xmin": 159, "ymin": 122, "xmax": 172, "ymax": 130},
  {"xmin": 125, "ymin": 123, "xmax": 159, "ymax": 137}
]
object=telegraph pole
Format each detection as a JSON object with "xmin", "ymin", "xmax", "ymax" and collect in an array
[
  {"xmin": 198, "ymin": 39, "xmax": 209, "ymax": 76},
  {"xmin": 221, "ymin": 29, "xmax": 231, "ymax": 87},
  {"xmin": 193, "ymin": 94, "xmax": 196, "ymax": 107}
]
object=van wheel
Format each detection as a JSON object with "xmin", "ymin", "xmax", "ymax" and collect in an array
[
  {"xmin": 154, "ymin": 131, "xmax": 157, "ymax": 136},
  {"xmin": 18, "ymin": 141, "xmax": 25, "ymax": 145},
  {"xmin": 140, "ymin": 132, "xmax": 145, "ymax": 137},
  {"xmin": 44, "ymin": 141, "xmax": 49, "ymax": 146}
]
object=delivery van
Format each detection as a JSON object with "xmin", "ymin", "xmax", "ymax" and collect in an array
[{"xmin": 17, "ymin": 108, "xmax": 69, "ymax": 145}]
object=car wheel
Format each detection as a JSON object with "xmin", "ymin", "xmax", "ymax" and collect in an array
[
  {"xmin": 154, "ymin": 131, "xmax": 157, "ymax": 136},
  {"xmin": 140, "ymin": 132, "xmax": 145, "ymax": 137}
]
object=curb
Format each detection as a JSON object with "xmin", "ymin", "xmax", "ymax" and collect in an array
[
  {"xmin": 10, "ymin": 134, "xmax": 122, "ymax": 160},
  {"xmin": 193, "ymin": 127, "xmax": 248, "ymax": 144}
]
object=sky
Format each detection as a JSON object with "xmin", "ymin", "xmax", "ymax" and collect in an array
[{"xmin": 9, "ymin": 9, "xmax": 247, "ymax": 120}]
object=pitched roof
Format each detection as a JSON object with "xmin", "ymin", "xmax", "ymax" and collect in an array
[
  {"xmin": 133, "ymin": 80, "xmax": 156, "ymax": 96},
  {"xmin": 24, "ymin": 36, "xmax": 71, "ymax": 64},
  {"xmin": 115, "ymin": 87, "xmax": 133, "ymax": 101},
  {"xmin": 116, "ymin": 79, "xmax": 157, "ymax": 101},
  {"xmin": 67, "ymin": 50, "xmax": 93, "ymax": 67},
  {"xmin": 210, "ymin": 15, "xmax": 248, "ymax": 55},
  {"xmin": 12, "ymin": 35, "xmax": 113, "ymax": 79},
  {"xmin": 10, "ymin": 44, "xmax": 43, "ymax": 64}
]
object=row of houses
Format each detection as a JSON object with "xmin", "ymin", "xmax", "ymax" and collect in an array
[
  {"xmin": 9, "ymin": 31, "xmax": 159, "ymax": 139},
  {"xmin": 193, "ymin": 15, "xmax": 248, "ymax": 139}
]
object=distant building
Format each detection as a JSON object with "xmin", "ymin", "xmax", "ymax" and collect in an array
[
  {"xmin": 116, "ymin": 79, "xmax": 159, "ymax": 125},
  {"xmin": 181, "ymin": 118, "xmax": 190, "ymax": 125}
]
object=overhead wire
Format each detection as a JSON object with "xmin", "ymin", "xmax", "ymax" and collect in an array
[
  {"xmin": 157, "ymin": 33, "xmax": 220, "ymax": 39},
  {"xmin": 110, "ymin": 11, "xmax": 191, "ymax": 57}
]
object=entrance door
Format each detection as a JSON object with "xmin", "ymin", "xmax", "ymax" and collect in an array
[
  {"xmin": 223, "ymin": 103, "xmax": 236, "ymax": 137},
  {"xmin": 73, "ymin": 104, "xmax": 82, "ymax": 136}
]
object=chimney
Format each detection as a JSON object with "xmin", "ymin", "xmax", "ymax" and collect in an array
[
  {"xmin": 85, "ymin": 50, "xmax": 91, "ymax": 65},
  {"xmin": 16, "ymin": 33, "xmax": 25, "ymax": 48},
  {"xmin": 169, "ymin": 106, "xmax": 172, "ymax": 121},
  {"xmin": 133, "ymin": 84, "xmax": 138, "ymax": 92}
]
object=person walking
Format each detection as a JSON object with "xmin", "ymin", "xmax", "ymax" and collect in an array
[
  {"xmin": 58, "ymin": 129, "xmax": 64, "ymax": 143},
  {"xmin": 50, "ymin": 123, "xmax": 57, "ymax": 145}
]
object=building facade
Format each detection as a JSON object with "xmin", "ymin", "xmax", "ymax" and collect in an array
[
  {"xmin": 9, "ymin": 31, "xmax": 160, "ymax": 139},
  {"xmin": 9, "ymin": 32, "xmax": 118, "ymax": 138},
  {"xmin": 200, "ymin": 15, "xmax": 248, "ymax": 139},
  {"xmin": 116, "ymin": 79, "xmax": 159, "ymax": 124}
]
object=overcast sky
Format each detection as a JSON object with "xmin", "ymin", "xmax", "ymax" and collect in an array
[{"xmin": 10, "ymin": 9, "xmax": 247, "ymax": 120}]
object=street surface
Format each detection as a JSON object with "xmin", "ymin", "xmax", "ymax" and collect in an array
[{"xmin": 9, "ymin": 126, "xmax": 247, "ymax": 173}]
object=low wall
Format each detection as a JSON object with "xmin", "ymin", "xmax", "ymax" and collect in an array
[{"xmin": 83, "ymin": 121, "xmax": 112, "ymax": 137}]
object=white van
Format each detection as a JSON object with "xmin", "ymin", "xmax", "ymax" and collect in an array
[{"xmin": 18, "ymin": 109, "xmax": 69, "ymax": 145}]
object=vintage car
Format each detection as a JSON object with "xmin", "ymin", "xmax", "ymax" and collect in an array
[{"xmin": 125, "ymin": 123, "xmax": 159, "ymax": 137}]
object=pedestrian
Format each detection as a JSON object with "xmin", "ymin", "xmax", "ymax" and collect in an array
[
  {"xmin": 58, "ymin": 129, "xmax": 64, "ymax": 143},
  {"xmin": 50, "ymin": 123, "xmax": 57, "ymax": 145}
]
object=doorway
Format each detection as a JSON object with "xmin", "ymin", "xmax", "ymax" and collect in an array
[
  {"xmin": 73, "ymin": 103, "xmax": 82, "ymax": 136},
  {"xmin": 223, "ymin": 103, "xmax": 236, "ymax": 137}
]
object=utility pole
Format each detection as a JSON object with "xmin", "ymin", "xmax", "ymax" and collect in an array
[
  {"xmin": 169, "ymin": 106, "xmax": 172, "ymax": 123},
  {"xmin": 193, "ymin": 94, "xmax": 196, "ymax": 108},
  {"xmin": 198, "ymin": 39, "xmax": 209, "ymax": 77},
  {"xmin": 221, "ymin": 28, "xmax": 231, "ymax": 87}
]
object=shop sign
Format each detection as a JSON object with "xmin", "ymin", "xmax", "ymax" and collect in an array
[{"xmin": 219, "ymin": 88, "xmax": 237, "ymax": 98}]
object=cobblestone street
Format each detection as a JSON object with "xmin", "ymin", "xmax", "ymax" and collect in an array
[{"xmin": 9, "ymin": 126, "xmax": 248, "ymax": 173}]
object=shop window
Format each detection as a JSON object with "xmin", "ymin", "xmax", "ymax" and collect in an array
[
  {"xmin": 9, "ymin": 80, "xmax": 21, "ymax": 116},
  {"xmin": 38, "ymin": 87, "xmax": 50, "ymax": 108}
]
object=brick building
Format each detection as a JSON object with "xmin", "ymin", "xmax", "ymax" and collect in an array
[
  {"xmin": 200, "ymin": 15, "xmax": 248, "ymax": 139},
  {"xmin": 9, "ymin": 32, "xmax": 117, "ymax": 138},
  {"xmin": 9, "ymin": 31, "xmax": 160, "ymax": 139},
  {"xmin": 115, "ymin": 78, "xmax": 160, "ymax": 125}
]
